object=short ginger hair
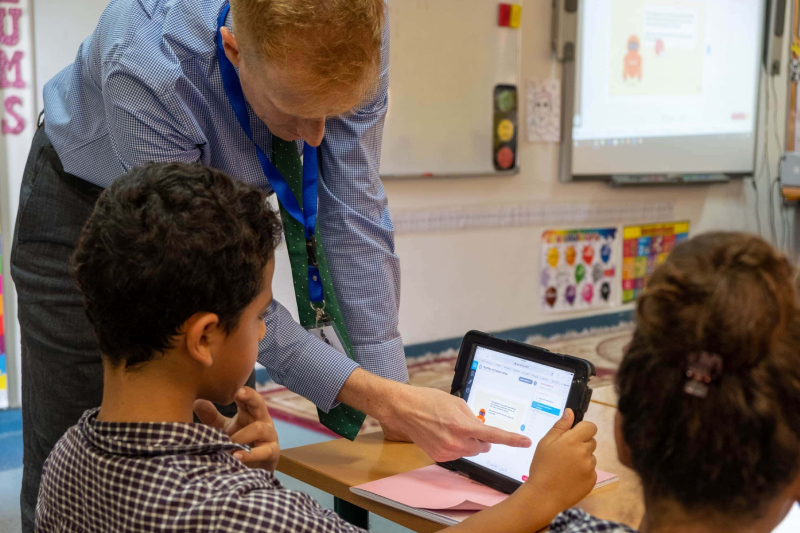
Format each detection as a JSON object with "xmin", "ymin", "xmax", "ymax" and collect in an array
[{"xmin": 229, "ymin": 0, "xmax": 385, "ymax": 117}]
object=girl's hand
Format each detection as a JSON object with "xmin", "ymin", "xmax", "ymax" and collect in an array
[{"xmin": 525, "ymin": 408, "xmax": 598, "ymax": 511}]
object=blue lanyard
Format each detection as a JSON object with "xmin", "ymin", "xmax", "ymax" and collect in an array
[{"xmin": 216, "ymin": 2, "xmax": 324, "ymax": 303}]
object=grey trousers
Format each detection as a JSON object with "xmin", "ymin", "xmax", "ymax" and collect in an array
[{"xmin": 11, "ymin": 126, "xmax": 253, "ymax": 532}]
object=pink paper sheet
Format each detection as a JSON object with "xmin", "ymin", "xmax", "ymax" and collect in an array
[
  {"xmin": 353, "ymin": 465, "xmax": 618, "ymax": 511},
  {"xmin": 355, "ymin": 465, "xmax": 505, "ymax": 511}
]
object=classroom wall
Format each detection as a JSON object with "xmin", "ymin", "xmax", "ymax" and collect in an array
[
  {"xmin": 27, "ymin": 0, "xmax": 794, "ymax": 359},
  {"xmin": 33, "ymin": 0, "xmax": 110, "ymax": 111},
  {"xmin": 384, "ymin": 0, "xmax": 794, "ymax": 346}
]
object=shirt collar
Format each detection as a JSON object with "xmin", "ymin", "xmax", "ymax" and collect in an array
[
  {"xmin": 224, "ymin": 1, "xmax": 233, "ymax": 33},
  {"xmin": 78, "ymin": 408, "xmax": 249, "ymax": 457}
]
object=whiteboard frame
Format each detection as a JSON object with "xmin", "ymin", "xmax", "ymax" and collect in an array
[{"xmin": 556, "ymin": 0, "xmax": 769, "ymax": 184}]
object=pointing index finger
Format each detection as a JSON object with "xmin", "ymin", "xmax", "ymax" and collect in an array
[{"xmin": 468, "ymin": 421, "xmax": 532, "ymax": 448}]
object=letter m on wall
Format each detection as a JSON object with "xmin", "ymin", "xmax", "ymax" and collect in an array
[{"xmin": 0, "ymin": 49, "xmax": 24, "ymax": 89}]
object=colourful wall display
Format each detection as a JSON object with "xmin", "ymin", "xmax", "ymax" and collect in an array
[
  {"xmin": 541, "ymin": 228, "xmax": 617, "ymax": 313},
  {"xmin": 621, "ymin": 221, "xmax": 689, "ymax": 303}
]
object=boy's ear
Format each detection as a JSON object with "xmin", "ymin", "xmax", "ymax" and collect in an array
[
  {"xmin": 183, "ymin": 312, "xmax": 221, "ymax": 368},
  {"xmin": 615, "ymin": 411, "xmax": 634, "ymax": 469}
]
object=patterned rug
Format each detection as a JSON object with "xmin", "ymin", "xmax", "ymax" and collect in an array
[{"xmin": 257, "ymin": 323, "xmax": 634, "ymax": 437}]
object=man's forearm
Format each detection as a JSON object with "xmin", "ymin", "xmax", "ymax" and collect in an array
[
  {"xmin": 338, "ymin": 363, "xmax": 536, "ymax": 463},
  {"xmin": 335, "ymin": 367, "xmax": 406, "ymax": 422}
]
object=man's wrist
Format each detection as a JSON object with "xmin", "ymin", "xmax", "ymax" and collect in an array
[{"xmin": 336, "ymin": 367, "xmax": 408, "ymax": 422}]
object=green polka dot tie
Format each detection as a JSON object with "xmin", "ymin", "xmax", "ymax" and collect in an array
[{"xmin": 272, "ymin": 137, "xmax": 366, "ymax": 440}]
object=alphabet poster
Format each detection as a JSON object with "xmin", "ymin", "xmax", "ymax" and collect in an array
[
  {"xmin": 541, "ymin": 228, "xmax": 617, "ymax": 313},
  {"xmin": 622, "ymin": 221, "xmax": 689, "ymax": 303}
]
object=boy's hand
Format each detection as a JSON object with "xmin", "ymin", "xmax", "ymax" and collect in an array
[
  {"xmin": 524, "ymin": 408, "xmax": 598, "ymax": 512},
  {"xmin": 194, "ymin": 387, "xmax": 281, "ymax": 471}
]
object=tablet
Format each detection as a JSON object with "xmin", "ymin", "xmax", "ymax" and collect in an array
[{"xmin": 438, "ymin": 330, "xmax": 596, "ymax": 494}]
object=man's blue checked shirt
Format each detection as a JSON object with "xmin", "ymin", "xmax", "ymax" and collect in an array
[{"xmin": 43, "ymin": 0, "xmax": 407, "ymax": 411}]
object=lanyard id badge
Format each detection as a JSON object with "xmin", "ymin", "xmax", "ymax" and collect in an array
[{"xmin": 308, "ymin": 304, "xmax": 348, "ymax": 357}]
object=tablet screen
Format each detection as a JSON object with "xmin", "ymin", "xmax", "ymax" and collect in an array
[{"xmin": 462, "ymin": 345, "xmax": 575, "ymax": 483}]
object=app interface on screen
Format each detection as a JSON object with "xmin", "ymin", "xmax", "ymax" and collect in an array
[{"xmin": 462, "ymin": 346, "xmax": 574, "ymax": 482}]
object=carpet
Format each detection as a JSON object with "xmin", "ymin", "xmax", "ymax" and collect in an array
[{"xmin": 258, "ymin": 319, "xmax": 634, "ymax": 438}]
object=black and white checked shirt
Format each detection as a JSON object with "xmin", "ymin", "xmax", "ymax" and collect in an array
[
  {"xmin": 549, "ymin": 508, "xmax": 639, "ymax": 533},
  {"xmin": 36, "ymin": 409, "xmax": 366, "ymax": 533}
]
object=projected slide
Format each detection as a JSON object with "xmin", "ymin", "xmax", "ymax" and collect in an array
[
  {"xmin": 572, "ymin": 0, "xmax": 766, "ymax": 176},
  {"xmin": 611, "ymin": 1, "xmax": 706, "ymax": 95}
]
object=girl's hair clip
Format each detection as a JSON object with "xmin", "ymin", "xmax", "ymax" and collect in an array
[{"xmin": 684, "ymin": 352, "xmax": 723, "ymax": 398}]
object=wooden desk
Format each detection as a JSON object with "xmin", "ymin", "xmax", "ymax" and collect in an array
[{"xmin": 277, "ymin": 403, "xmax": 643, "ymax": 532}]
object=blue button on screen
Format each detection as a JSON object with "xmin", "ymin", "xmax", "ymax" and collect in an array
[
  {"xmin": 520, "ymin": 424, "xmax": 526, "ymax": 431},
  {"xmin": 531, "ymin": 401, "xmax": 561, "ymax": 416},
  {"xmin": 471, "ymin": 360, "xmax": 479, "ymax": 370},
  {"xmin": 518, "ymin": 377, "xmax": 532, "ymax": 384}
]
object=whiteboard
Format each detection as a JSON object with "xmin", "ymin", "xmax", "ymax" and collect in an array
[{"xmin": 381, "ymin": 0, "xmax": 522, "ymax": 178}]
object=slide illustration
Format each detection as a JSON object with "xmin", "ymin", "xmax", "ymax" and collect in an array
[
  {"xmin": 623, "ymin": 35, "xmax": 642, "ymax": 80},
  {"xmin": 610, "ymin": 0, "xmax": 706, "ymax": 96}
]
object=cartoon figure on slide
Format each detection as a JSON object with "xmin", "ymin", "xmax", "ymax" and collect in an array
[
  {"xmin": 477, "ymin": 409, "xmax": 486, "ymax": 423},
  {"xmin": 623, "ymin": 35, "xmax": 642, "ymax": 80}
]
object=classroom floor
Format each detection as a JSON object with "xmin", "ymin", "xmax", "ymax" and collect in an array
[{"xmin": 0, "ymin": 408, "xmax": 411, "ymax": 533}]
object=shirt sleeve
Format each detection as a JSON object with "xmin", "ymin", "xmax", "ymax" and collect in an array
[
  {"xmin": 317, "ymin": 2, "xmax": 409, "ymax": 385},
  {"xmin": 257, "ymin": 300, "xmax": 359, "ymax": 412},
  {"xmin": 102, "ymin": 60, "xmax": 206, "ymax": 170}
]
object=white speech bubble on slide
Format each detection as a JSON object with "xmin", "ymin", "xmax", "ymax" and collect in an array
[
  {"xmin": 643, "ymin": 5, "xmax": 698, "ymax": 49},
  {"xmin": 468, "ymin": 388, "xmax": 526, "ymax": 433}
]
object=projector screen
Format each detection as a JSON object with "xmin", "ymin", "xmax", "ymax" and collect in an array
[{"xmin": 572, "ymin": 0, "xmax": 767, "ymax": 177}]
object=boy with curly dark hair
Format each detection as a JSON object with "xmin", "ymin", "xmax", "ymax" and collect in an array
[{"xmin": 36, "ymin": 162, "xmax": 598, "ymax": 532}]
